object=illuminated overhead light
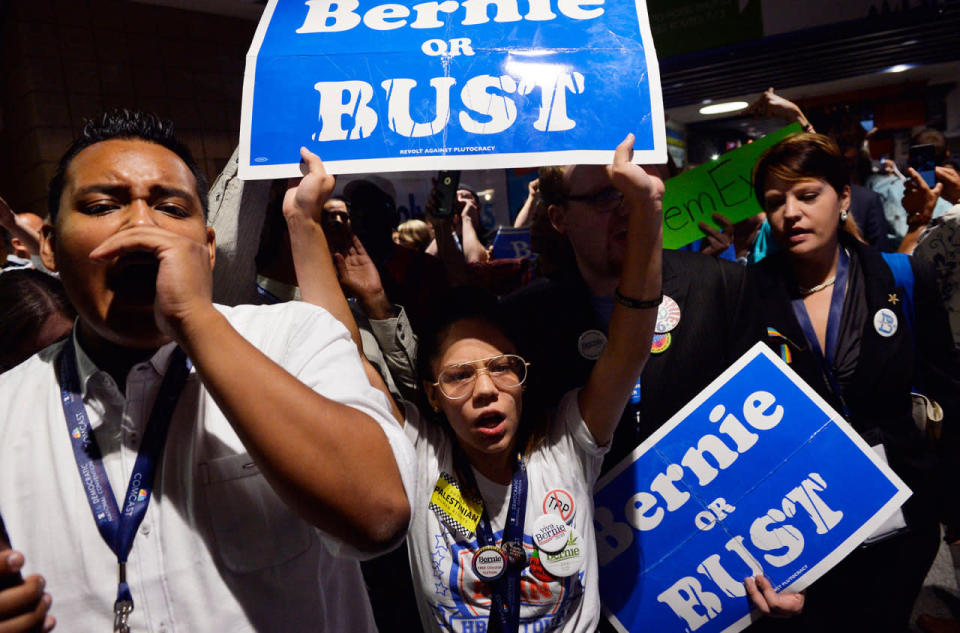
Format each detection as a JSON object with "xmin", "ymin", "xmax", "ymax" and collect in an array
[
  {"xmin": 710, "ymin": 153, "xmax": 720, "ymax": 161},
  {"xmin": 883, "ymin": 63, "xmax": 915, "ymax": 73},
  {"xmin": 478, "ymin": 188, "xmax": 495, "ymax": 202},
  {"xmin": 701, "ymin": 98, "xmax": 712, "ymax": 105},
  {"xmin": 699, "ymin": 101, "xmax": 749, "ymax": 115},
  {"xmin": 901, "ymin": 39, "xmax": 918, "ymax": 46}
]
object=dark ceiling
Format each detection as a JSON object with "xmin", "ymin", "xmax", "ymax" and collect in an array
[{"xmin": 661, "ymin": 0, "xmax": 960, "ymax": 109}]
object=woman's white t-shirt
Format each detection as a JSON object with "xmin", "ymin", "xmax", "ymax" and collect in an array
[{"xmin": 403, "ymin": 389, "xmax": 609, "ymax": 633}]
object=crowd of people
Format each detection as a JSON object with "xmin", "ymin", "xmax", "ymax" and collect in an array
[{"xmin": 0, "ymin": 84, "xmax": 958, "ymax": 633}]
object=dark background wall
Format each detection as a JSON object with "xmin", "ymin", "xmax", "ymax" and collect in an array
[{"xmin": 0, "ymin": 0, "xmax": 255, "ymax": 214}]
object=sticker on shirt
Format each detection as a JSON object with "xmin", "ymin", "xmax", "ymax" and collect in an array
[
  {"xmin": 655, "ymin": 295, "xmax": 681, "ymax": 334},
  {"xmin": 540, "ymin": 527, "xmax": 584, "ymax": 577},
  {"xmin": 542, "ymin": 489, "xmax": 575, "ymax": 523},
  {"xmin": 577, "ymin": 330, "xmax": 607, "ymax": 360},
  {"xmin": 873, "ymin": 308, "xmax": 898, "ymax": 337},
  {"xmin": 429, "ymin": 472, "xmax": 482, "ymax": 540}
]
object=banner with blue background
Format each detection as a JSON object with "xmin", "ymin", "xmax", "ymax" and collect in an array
[
  {"xmin": 240, "ymin": 0, "xmax": 665, "ymax": 178},
  {"xmin": 594, "ymin": 343, "xmax": 911, "ymax": 633}
]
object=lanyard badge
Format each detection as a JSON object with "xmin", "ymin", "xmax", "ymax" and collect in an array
[{"xmin": 59, "ymin": 336, "xmax": 190, "ymax": 632}]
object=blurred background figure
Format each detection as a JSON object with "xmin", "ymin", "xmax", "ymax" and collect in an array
[
  {"xmin": 393, "ymin": 219, "xmax": 432, "ymax": 253},
  {"xmin": 0, "ymin": 269, "xmax": 75, "ymax": 373}
]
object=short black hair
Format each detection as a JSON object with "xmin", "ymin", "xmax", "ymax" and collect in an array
[{"xmin": 47, "ymin": 109, "xmax": 209, "ymax": 221}]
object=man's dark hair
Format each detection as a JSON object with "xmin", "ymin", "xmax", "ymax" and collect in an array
[
  {"xmin": 912, "ymin": 128, "xmax": 948, "ymax": 166},
  {"xmin": 47, "ymin": 109, "xmax": 209, "ymax": 221}
]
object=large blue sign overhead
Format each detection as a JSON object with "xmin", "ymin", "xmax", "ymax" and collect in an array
[
  {"xmin": 594, "ymin": 343, "xmax": 911, "ymax": 633},
  {"xmin": 239, "ymin": 0, "xmax": 666, "ymax": 178}
]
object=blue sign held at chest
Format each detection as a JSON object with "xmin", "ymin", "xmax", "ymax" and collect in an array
[
  {"xmin": 594, "ymin": 343, "xmax": 910, "ymax": 633},
  {"xmin": 240, "ymin": 0, "xmax": 666, "ymax": 178}
]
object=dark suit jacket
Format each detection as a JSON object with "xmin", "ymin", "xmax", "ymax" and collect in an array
[
  {"xmin": 502, "ymin": 250, "xmax": 751, "ymax": 473},
  {"xmin": 744, "ymin": 235, "xmax": 960, "ymax": 533},
  {"xmin": 849, "ymin": 184, "xmax": 890, "ymax": 250}
]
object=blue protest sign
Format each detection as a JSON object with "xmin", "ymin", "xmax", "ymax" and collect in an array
[
  {"xmin": 594, "ymin": 343, "xmax": 911, "ymax": 633},
  {"xmin": 491, "ymin": 226, "xmax": 532, "ymax": 259},
  {"xmin": 240, "ymin": 0, "xmax": 665, "ymax": 178}
]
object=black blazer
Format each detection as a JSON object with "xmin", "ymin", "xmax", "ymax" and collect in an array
[
  {"xmin": 502, "ymin": 250, "xmax": 752, "ymax": 473},
  {"xmin": 744, "ymin": 235, "xmax": 960, "ymax": 533}
]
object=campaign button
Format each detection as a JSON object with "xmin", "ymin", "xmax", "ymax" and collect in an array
[
  {"xmin": 472, "ymin": 545, "xmax": 507, "ymax": 581},
  {"xmin": 655, "ymin": 295, "xmax": 681, "ymax": 333},
  {"xmin": 532, "ymin": 514, "xmax": 569, "ymax": 554},
  {"xmin": 540, "ymin": 527, "xmax": 584, "ymax": 578},
  {"xmin": 502, "ymin": 540, "xmax": 527, "ymax": 569},
  {"xmin": 542, "ymin": 489, "xmax": 575, "ymax": 523},
  {"xmin": 873, "ymin": 308, "xmax": 898, "ymax": 337},
  {"xmin": 529, "ymin": 550, "xmax": 554, "ymax": 582},
  {"xmin": 651, "ymin": 332, "xmax": 671, "ymax": 354},
  {"xmin": 577, "ymin": 330, "xmax": 607, "ymax": 360}
]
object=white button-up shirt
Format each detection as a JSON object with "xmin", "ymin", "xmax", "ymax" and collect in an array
[{"xmin": 0, "ymin": 302, "xmax": 416, "ymax": 632}]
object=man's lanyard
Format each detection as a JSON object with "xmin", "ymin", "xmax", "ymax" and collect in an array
[
  {"xmin": 453, "ymin": 445, "xmax": 528, "ymax": 633},
  {"xmin": 58, "ymin": 335, "xmax": 190, "ymax": 632},
  {"xmin": 790, "ymin": 247, "xmax": 851, "ymax": 417}
]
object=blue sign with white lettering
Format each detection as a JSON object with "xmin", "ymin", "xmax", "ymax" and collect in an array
[
  {"xmin": 594, "ymin": 343, "xmax": 910, "ymax": 633},
  {"xmin": 240, "ymin": 0, "xmax": 665, "ymax": 178},
  {"xmin": 491, "ymin": 226, "xmax": 532, "ymax": 259}
]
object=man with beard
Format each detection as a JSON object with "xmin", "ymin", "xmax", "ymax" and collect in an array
[{"xmin": 0, "ymin": 110, "xmax": 415, "ymax": 632}]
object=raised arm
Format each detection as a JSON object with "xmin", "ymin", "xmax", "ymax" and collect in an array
[
  {"xmin": 579, "ymin": 135, "xmax": 664, "ymax": 446},
  {"xmin": 87, "ymin": 215, "xmax": 411, "ymax": 555}
]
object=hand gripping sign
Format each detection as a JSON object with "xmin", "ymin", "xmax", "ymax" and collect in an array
[
  {"xmin": 593, "ymin": 343, "xmax": 911, "ymax": 633},
  {"xmin": 240, "ymin": 0, "xmax": 666, "ymax": 178}
]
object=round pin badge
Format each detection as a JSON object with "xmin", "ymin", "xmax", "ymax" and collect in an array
[
  {"xmin": 873, "ymin": 308, "xmax": 898, "ymax": 338},
  {"xmin": 502, "ymin": 540, "xmax": 527, "ymax": 569},
  {"xmin": 472, "ymin": 545, "xmax": 507, "ymax": 581},
  {"xmin": 655, "ymin": 296, "xmax": 681, "ymax": 334},
  {"xmin": 577, "ymin": 330, "xmax": 607, "ymax": 360},
  {"xmin": 540, "ymin": 526, "xmax": 584, "ymax": 578},
  {"xmin": 542, "ymin": 489, "xmax": 575, "ymax": 524},
  {"xmin": 532, "ymin": 514, "xmax": 569, "ymax": 554},
  {"xmin": 529, "ymin": 550, "xmax": 555, "ymax": 582},
  {"xmin": 650, "ymin": 332, "xmax": 672, "ymax": 354}
]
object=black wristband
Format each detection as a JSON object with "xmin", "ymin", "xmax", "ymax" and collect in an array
[{"xmin": 614, "ymin": 288, "xmax": 662, "ymax": 309}]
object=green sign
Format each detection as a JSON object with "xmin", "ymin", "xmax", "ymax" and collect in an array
[{"xmin": 662, "ymin": 123, "xmax": 801, "ymax": 250}]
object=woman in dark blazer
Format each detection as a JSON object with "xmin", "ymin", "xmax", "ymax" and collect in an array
[{"xmin": 745, "ymin": 133, "xmax": 960, "ymax": 633}]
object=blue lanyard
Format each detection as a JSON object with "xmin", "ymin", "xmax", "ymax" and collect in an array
[
  {"xmin": 453, "ymin": 446, "xmax": 528, "ymax": 633},
  {"xmin": 58, "ymin": 335, "xmax": 189, "ymax": 621},
  {"xmin": 790, "ymin": 247, "xmax": 851, "ymax": 416}
]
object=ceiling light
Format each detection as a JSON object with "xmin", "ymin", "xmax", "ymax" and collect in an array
[
  {"xmin": 883, "ymin": 64, "xmax": 915, "ymax": 73},
  {"xmin": 699, "ymin": 101, "xmax": 749, "ymax": 115}
]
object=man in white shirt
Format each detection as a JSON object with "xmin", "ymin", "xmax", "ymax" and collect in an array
[{"xmin": 0, "ymin": 109, "xmax": 415, "ymax": 632}]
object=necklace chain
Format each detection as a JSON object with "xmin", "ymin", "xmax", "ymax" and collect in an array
[{"xmin": 799, "ymin": 275, "xmax": 836, "ymax": 296}]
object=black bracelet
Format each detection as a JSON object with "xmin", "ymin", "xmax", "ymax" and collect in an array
[{"xmin": 614, "ymin": 288, "xmax": 662, "ymax": 309}]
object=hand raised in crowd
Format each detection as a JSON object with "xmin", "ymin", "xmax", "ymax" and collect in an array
[
  {"xmin": 698, "ymin": 213, "xmax": 735, "ymax": 256},
  {"xmin": 283, "ymin": 147, "xmax": 335, "ymax": 225},
  {"xmin": 606, "ymin": 133, "xmax": 665, "ymax": 218},
  {"xmin": 0, "ymin": 197, "xmax": 42, "ymax": 256},
  {"xmin": 935, "ymin": 164, "xmax": 960, "ymax": 205},
  {"xmin": 747, "ymin": 87, "xmax": 813, "ymax": 131},
  {"xmin": 334, "ymin": 235, "xmax": 393, "ymax": 320},
  {"xmin": 745, "ymin": 575, "xmax": 804, "ymax": 619},
  {"xmin": 902, "ymin": 167, "xmax": 944, "ymax": 229},
  {"xmin": 0, "ymin": 550, "xmax": 55, "ymax": 632}
]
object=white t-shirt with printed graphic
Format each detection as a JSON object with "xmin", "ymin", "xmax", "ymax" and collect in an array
[{"xmin": 404, "ymin": 389, "xmax": 609, "ymax": 633}]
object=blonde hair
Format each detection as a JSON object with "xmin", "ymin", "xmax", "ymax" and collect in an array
[{"xmin": 395, "ymin": 219, "xmax": 432, "ymax": 252}]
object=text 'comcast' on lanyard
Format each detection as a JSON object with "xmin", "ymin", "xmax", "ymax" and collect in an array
[
  {"xmin": 58, "ymin": 335, "xmax": 190, "ymax": 633},
  {"xmin": 790, "ymin": 247, "xmax": 851, "ymax": 418},
  {"xmin": 453, "ymin": 445, "xmax": 527, "ymax": 633}
]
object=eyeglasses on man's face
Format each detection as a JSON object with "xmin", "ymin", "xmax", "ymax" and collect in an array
[
  {"xmin": 433, "ymin": 354, "xmax": 530, "ymax": 400},
  {"xmin": 565, "ymin": 187, "xmax": 624, "ymax": 213}
]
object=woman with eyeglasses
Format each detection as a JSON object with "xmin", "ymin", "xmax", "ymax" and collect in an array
[
  {"xmin": 400, "ymin": 136, "xmax": 663, "ymax": 633},
  {"xmin": 744, "ymin": 133, "xmax": 960, "ymax": 633}
]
